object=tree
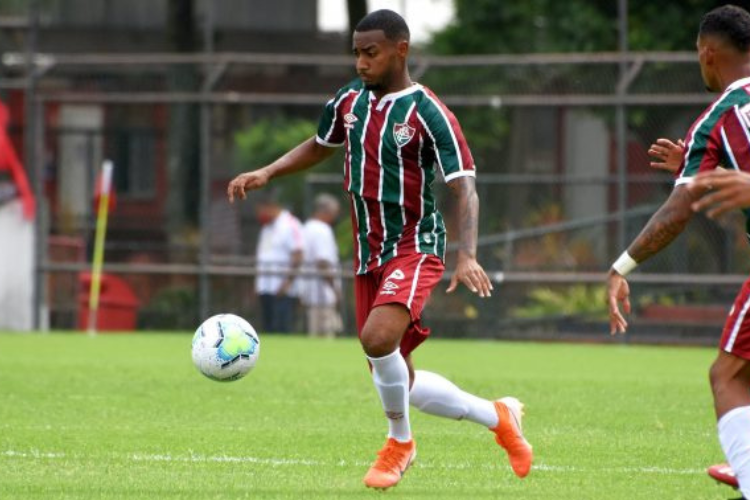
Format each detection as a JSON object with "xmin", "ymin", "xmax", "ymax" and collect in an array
[{"xmin": 431, "ymin": 0, "xmax": 750, "ymax": 55}]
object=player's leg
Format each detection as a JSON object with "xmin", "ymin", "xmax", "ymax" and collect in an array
[
  {"xmin": 354, "ymin": 271, "xmax": 415, "ymax": 490},
  {"xmin": 710, "ymin": 352, "xmax": 750, "ymax": 497},
  {"xmin": 259, "ymin": 293, "xmax": 274, "ymax": 332},
  {"xmin": 711, "ymin": 279, "xmax": 750, "ymax": 496},
  {"xmin": 360, "ymin": 304, "xmax": 416, "ymax": 489},
  {"xmin": 361, "ymin": 304, "xmax": 413, "ymax": 442},
  {"xmin": 406, "ymin": 356, "xmax": 533, "ymax": 478}
]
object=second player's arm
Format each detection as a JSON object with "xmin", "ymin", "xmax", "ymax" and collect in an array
[
  {"xmin": 446, "ymin": 176, "xmax": 493, "ymax": 297},
  {"xmin": 228, "ymin": 137, "xmax": 336, "ymax": 202},
  {"xmin": 607, "ymin": 185, "xmax": 697, "ymax": 334},
  {"xmin": 626, "ymin": 185, "xmax": 696, "ymax": 262}
]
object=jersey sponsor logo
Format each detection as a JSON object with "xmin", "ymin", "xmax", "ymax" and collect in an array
[
  {"xmin": 393, "ymin": 122, "xmax": 416, "ymax": 147},
  {"xmin": 385, "ymin": 269, "xmax": 405, "ymax": 281},
  {"xmin": 344, "ymin": 113, "xmax": 358, "ymax": 129}
]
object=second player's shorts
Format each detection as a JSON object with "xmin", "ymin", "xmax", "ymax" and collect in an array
[
  {"xmin": 720, "ymin": 277, "xmax": 750, "ymax": 359},
  {"xmin": 354, "ymin": 253, "xmax": 445, "ymax": 358}
]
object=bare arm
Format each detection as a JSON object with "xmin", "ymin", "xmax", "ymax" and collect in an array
[
  {"xmin": 626, "ymin": 185, "xmax": 696, "ymax": 262},
  {"xmin": 607, "ymin": 184, "xmax": 698, "ymax": 334},
  {"xmin": 227, "ymin": 137, "xmax": 337, "ymax": 202},
  {"xmin": 445, "ymin": 176, "xmax": 493, "ymax": 297}
]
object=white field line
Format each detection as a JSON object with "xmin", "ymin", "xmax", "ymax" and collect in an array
[{"xmin": 1, "ymin": 449, "xmax": 705, "ymax": 476}]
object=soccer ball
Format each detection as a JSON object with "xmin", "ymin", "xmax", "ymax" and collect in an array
[{"xmin": 191, "ymin": 313, "xmax": 260, "ymax": 381}]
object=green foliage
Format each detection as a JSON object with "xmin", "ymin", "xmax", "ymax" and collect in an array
[
  {"xmin": 234, "ymin": 118, "xmax": 318, "ymax": 170},
  {"xmin": 431, "ymin": 0, "xmax": 731, "ymax": 55},
  {"xmin": 138, "ymin": 286, "xmax": 199, "ymax": 330},
  {"xmin": 431, "ymin": 0, "xmax": 616, "ymax": 55},
  {"xmin": 234, "ymin": 116, "xmax": 344, "ymax": 214},
  {"xmin": 513, "ymin": 284, "xmax": 608, "ymax": 320}
]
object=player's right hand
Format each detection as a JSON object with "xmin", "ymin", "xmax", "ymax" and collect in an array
[
  {"xmin": 227, "ymin": 170, "xmax": 270, "ymax": 203},
  {"xmin": 689, "ymin": 169, "xmax": 750, "ymax": 218},
  {"xmin": 648, "ymin": 138, "xmax": 684, "ymax": 174},
  {"xmin": 607, "ymin": 270, "xmax": 631, "ymax": 335}
]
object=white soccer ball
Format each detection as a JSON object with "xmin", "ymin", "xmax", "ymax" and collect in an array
[{"xmin": 191, "ymin": 313, "xmax": 260, "ymax": 381}]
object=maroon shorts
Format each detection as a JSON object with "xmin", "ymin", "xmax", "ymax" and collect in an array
[
  {"xmin": 720, "ymin": 277, "xmax": 750, "ymax": 359},
  {"xmin": 354, "ymin": 253, "xmax": 444, "ymax": 358}
]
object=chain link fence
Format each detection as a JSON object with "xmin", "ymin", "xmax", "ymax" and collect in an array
[{"xmin": 4, "ymin": 49, "xmax": 746, "ymax": 342}]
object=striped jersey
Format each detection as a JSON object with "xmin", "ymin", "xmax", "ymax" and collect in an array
[
  {"xmin": 316, "ymin": 79, "xmax": 476, "ymax": 274},
  {"xmin": 676, "ymin": 76, "xmax": 750, "ymax": 236}
]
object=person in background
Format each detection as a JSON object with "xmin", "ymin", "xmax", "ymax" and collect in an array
[
  {"xmin": 254, "ymin": 189, "xmax": 303, "ymax": 333},
  {"xmin": 300, "ymin": 193, "xmax": 343, "ymax": 338}
]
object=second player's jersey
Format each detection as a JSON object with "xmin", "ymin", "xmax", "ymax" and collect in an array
[
  {"xmin": 316, "ymin": 79, "xmax": 475, "ymax": 274},
  {"xmin": 676, "ymin": 76, "xmax": 750, "ymax": 236}
]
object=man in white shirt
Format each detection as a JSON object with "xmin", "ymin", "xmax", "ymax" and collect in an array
[
  {"xmin": 255, "ymin": 190, "xmax": 303, "ymax": 333},
  {"xmin": 300, "ymin": 193, "xmax": 342, "ymax": 337}
]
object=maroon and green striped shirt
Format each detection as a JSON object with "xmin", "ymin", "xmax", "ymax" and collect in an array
[
  {"xmin": 676, "ymin": 76, "xmax": 750, "ymax": 236},
  {"xmin": 316, "ymin": 80, "xmax": 475, "ymax": 274}
]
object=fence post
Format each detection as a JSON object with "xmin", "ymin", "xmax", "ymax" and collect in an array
[{"xmin": 616, "ymin": 0, "xmax": 629, "ymax": 251}]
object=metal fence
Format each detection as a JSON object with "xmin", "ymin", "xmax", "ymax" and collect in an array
[{"xmin": 4, "ymin": 49, "xmax": 747, "ymax": 342}]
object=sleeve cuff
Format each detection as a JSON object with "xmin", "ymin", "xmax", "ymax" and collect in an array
[
  {"xmin": 315, "ymin": 136, "xmax": 344, "ymax": 148},
  {"xmin": 444, "ymin": 170, "xmax": 476, "ymax": 183},
  {"xmin": 674, "ymin": 177, "xmax": 694, "ymax": 187}
]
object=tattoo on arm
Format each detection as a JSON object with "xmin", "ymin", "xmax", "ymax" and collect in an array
[
  {"xmin": 447, "ymin": 176, "xmax": 479, "ymax": 258},
  {"xmin": 627, "ymin": 186, "xmax": 695, "ymax": 263}
]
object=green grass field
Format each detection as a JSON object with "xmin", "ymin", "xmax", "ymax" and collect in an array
[{"xmin": 0, "ymin": 332, "xmax": 735, "ymax": 499}]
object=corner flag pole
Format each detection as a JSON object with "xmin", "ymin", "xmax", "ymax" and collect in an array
[{"xmin": 87, "ymin": 160, "xmax": 114, "ymax": 336}]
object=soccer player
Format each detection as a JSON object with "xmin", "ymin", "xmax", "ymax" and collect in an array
[
  {"xmin": 607, "ymin": 6, "xmax": 750, "ymax": 497},
  {"xmin": 228, "ymin": 9, "xmax": 532, "ymax": 491}
]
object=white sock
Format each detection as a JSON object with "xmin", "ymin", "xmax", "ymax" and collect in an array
[
  {"xmin": 368, "ymin": 349, "xmax": 411, "ymax": 442},
  {"xmin": 718, "ymin": 405, "xmax": 750, "ymax": 497},
  {"xmin": 409, "ymin": 370, "xmax": 499, "ymax": 428}
]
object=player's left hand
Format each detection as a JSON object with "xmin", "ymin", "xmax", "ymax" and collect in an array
[
  {"xmin": 607, "ymin": 270, "xmax": 631, "ymax": 335},
  {"xmin": 648, "ymin": 138, "xmax": 684, "ymax": 173},
  {"xmin": 447, "ymin": 255, "xmax": 493, "ymax": 298},
  {"xmin": 689, "ymin": 169, "xmax": 750, "ymax": 218}
]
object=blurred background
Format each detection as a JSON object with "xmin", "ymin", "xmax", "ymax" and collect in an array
[{"xmin": 2, "ymin": 0, "xmax": 749, "ymax": 343}]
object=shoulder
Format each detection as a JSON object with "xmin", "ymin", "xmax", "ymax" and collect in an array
[
  {"xmin": 701, "ymin": 86, "xmax": 750, "ymax": 130},
  {"xmin": 304, "ymin": 219, "xmax": 330, "ymax": 235},
  {"xmin": 280, "ymin": 211, "xmax": 302, "ymax": 229},
  {"xmin": 414, "ymin": 85, "xmax": 456, "ymax": 123},
  {"xmin": 328, "ymin": 79, "xmax": 365, "ymax": 105}
]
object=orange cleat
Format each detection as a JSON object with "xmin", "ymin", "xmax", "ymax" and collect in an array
[
  {"xmin": 491, "ymin": 397, "xmax": 533, "ymax": 478},
  {"xmin": 708, "ymin": 463, "xmax": 739, "ymax": 489},
  {"xmin": 363, "ymin": 437, "xmax": 417, "ymax": 490}
]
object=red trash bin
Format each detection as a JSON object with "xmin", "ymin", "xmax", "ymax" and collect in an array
[{"xmin": 78, "ymin": 272, "xmax": 140, "ymax": 331}]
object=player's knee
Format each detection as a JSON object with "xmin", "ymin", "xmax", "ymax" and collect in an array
[
  {"xmin": 710, "ymin": 360, "xmax": 732, "ymax": 394},
  {"xmin": 360, "ymin": 327, "xmax": 399, "ymax": 357}
]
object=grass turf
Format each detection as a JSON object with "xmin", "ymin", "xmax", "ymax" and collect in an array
[{"xmin": 0, "ymin": 332, "xmax": 733, "ymax": 499}]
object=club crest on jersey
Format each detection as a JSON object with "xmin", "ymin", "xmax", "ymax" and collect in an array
[
  {"xmin": 393, "ymin": 122, "xmax": 416, "ymax": 147},
  {"xmin": 344, "ymin": 113, "xmax": 358, "ymax": 129}
]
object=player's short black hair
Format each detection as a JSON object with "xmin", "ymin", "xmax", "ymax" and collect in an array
[
  {"xmin": 355, "ymin": 9, "xmax": 410, "ymax": 42},
  {"xmin": 700, "ymin": 4, "xmax": 750, "ymax": 52}
]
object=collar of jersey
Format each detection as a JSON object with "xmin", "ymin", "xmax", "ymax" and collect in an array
[
  {"xmin": 370, "ymin": 83, "xmax": 423, "ymax": 111},
  {"xmin": 725, "ymin": 76, "xmax": 750, "ymax": 93}
]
